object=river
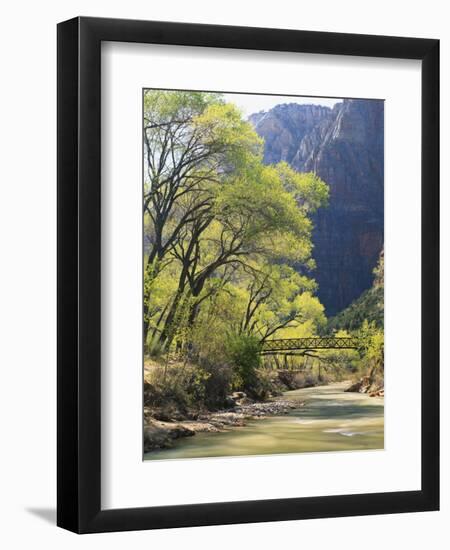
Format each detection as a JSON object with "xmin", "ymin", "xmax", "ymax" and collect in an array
[{"xmin": 144, "ymin": 382, "xmax": 384, "ymax": 460}]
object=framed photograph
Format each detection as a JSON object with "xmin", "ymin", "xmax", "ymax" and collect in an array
[{"xmin": 57, "ymin": 17, "xmax": 439, "ymax": 533}]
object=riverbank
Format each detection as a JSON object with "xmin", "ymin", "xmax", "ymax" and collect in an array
[
  {"xmin": 345, "ymin": 375, "xmax": 384, "ymax": 397},
  {"xmin": 144, "ymin": 396, "xmax": 306, "ymax": 452},
  {"xmin": 143, "ymin": 358, "xmax": 383, "ymax": 453},
  {"xmin": 144, "ymin": 382, "xmax": 384, "ymax": 459},
  {"xmin": 143, "ymin": 357, "xmax": 326, "ymax": 452}
]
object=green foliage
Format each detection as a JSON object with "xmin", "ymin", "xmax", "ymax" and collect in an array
[
  {"xmin": 145, "ymin": 363, "xmax": 211, "ymax": 415},
  {"xmin": 225, "ymin": 333, "xmax": 262, "ymax": 392},
  {"xmin": 202, "ymin": 364, "xmax": 235, "ymax": 409},
  {"xmin": 328, "ymin": 286, "xmax": 383, "ymax": 331},
  {"xmin": 142, "ymin": 90, "xmax": 332, "ymax": 409},
  {"xmin": 328, "ymin": 251, "xmax": 384, "ymax": 332},
  {"xmin": 318, "ymin": 330, "xmax": 361, "ymax": 376},
  {"xmin": 358, "ymin": 320, "xmax": 384, "ymax": 368},
  {"xmin": 275, "ymin": 162, "xmax": 329, "ymax": 213}
]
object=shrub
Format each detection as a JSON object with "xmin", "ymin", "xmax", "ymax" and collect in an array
[
  {"xmin": 202, "ymin": 363, "xmax": 234, "ymax": 409},
  {"xmin": 252, "ymin": 368, "xmax": 282, "ymax": 399},
  {"xmin": 225, "ymin": 333, "xmax": 262, "ymax": 394},
  {"xmin": 144, "ymin": 363, "xmax": 210, "ymax": 416}
]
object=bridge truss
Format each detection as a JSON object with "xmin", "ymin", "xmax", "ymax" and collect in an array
[{"xmin": 260, "ymin": 336, "xmax": 361, "ymax": 355}]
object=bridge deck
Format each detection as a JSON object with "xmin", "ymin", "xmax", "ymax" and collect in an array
[{"xmin": 260, "ymin": 336, "xmax": 360, "ymax": 354}]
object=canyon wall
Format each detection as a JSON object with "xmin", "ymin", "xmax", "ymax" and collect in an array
[{"xmin": 249, "ymin": 99, "xmax": 384, "ymax": 315}]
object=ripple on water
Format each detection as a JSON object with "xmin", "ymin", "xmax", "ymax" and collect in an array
[{"xmin": 144, "ymin": 382, "xmax": 384, "ymax": 460}]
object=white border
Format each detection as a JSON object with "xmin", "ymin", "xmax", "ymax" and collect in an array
[{"xmin": 101, "ymin": 42, "xmax": 422, "ymax": 509}]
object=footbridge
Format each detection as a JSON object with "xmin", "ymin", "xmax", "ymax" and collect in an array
[{"xmin": 260, "ymin": 336, "xmax": 361, "ymax": 355}]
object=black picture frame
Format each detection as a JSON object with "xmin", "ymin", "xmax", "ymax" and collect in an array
[{"xmin": 57, "ymin": 16, "xmax": 439, "ymax": 533}]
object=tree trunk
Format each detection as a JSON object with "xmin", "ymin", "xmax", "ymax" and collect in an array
[
  {"xmin": 143, "ymin": 248, "xmax": 160, "ymax": 347},
  {"xmin": 158, "ymin": 290, "xmax": 185, "ymax": 349}
]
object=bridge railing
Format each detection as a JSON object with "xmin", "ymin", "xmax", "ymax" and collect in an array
[{"xmin": 260, "ymin": 336, "xmax": 361, "ymax": 354}]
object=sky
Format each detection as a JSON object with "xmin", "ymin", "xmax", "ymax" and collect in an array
[{"xmin": 222, "ymin": 93, "xmax": 341, "ymax": 118}]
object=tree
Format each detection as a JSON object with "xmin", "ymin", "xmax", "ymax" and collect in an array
[
  {"xmin": 143, "ymin": 91, "xmax": 262, "ymax": 340},
  {"xmin": 157, "ymin": 162, "xmax": 328, "ymax": 347},
  {"xmin": 237, "ymin": 262, "xmax": 323, "ymax": 339},
  {"xmin": 143, "ymin": 90, "xmax": 329, "ymax": 355}
]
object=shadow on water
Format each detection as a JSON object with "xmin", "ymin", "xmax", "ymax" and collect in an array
[{"xmin": 291, "ymin": 401, "xmax": 384, "ymax": 420}]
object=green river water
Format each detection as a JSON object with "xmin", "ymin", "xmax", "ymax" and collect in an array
[{"xmin": 144, "ymin": 382, "xmax": 384, "ymax": 461}]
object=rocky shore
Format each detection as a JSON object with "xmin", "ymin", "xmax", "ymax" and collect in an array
[
  {"xmin": 144, "ymin": 395, "xmax": 305, "ymax": 453},
  {"xmin": 143, "ymin": 377, "xmax": 384, "ymax": 453},
  {"xmin": 345, "ymin": 376, "xmax": 384, "ymax": 397}
]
